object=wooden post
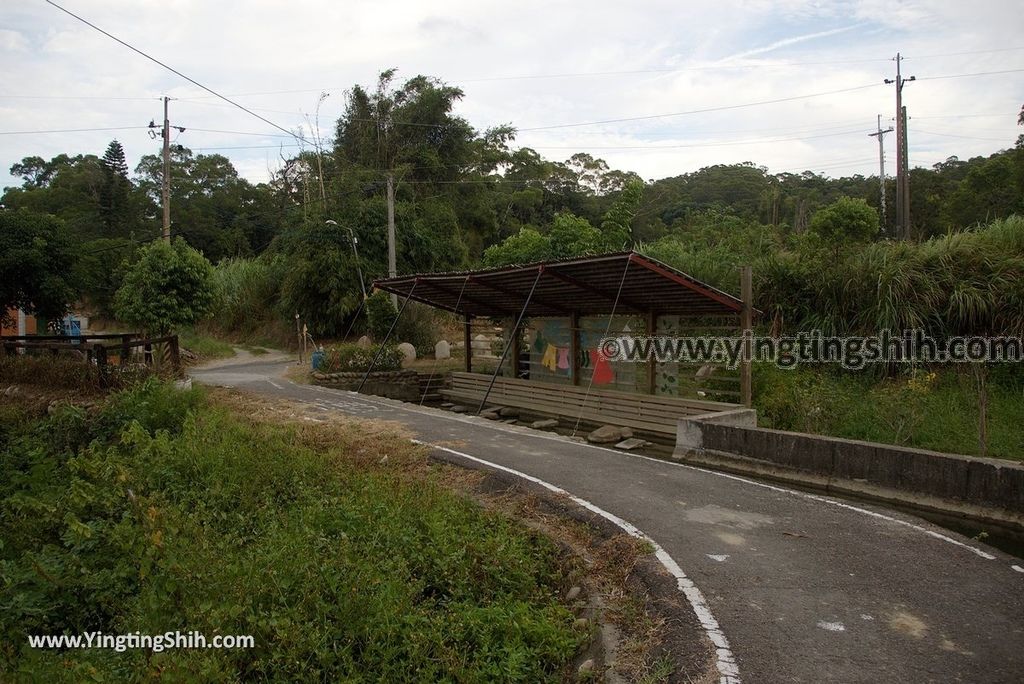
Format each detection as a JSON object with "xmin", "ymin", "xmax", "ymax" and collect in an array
[
  {"xmin": 570, "ymin": 311, "xmax": 580, "ymax": 386},
  {"xmin": 295, "ymin": 313, "xmax": 303, "ymax": 366},
  {"xmin": 647, "ymin": 311, "xmax": 657, "ymax": 394},
  {"xmin": 740, "ymin": 265, "xmax": 753, "ymax": 408},
  {"xmin": 94, "ymin": 344, "xmax": 108, "ymax": 388},
  {"xmin": 510, "ymin": 320, "xmax": 520, "ymax": 379},
  {"xmin": 169, "ymin": 335, "xmax": 181, "ymax": 374},
  {"xmin": 464, "ymin": 315, "xmax": 472, "ymax": 373},
  {"xmin": 121, "ymin": 334, "xmax": 131, "ymax": 366},
  {"xmin": 144, "ymin": 342, "xmax": 153, "ymax": 366}
]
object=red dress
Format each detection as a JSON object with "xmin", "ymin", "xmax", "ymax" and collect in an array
[{"xmin": 589, "ymin": 349, "xmax": 614, "ymax": 385}]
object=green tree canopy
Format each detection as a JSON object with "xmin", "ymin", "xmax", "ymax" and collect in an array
[
  {"xmin": 0, "ymin": 208, "xmax": 77, "ymax": 327},
  {"xmin": 114, "ymin": 239, "xmax": 215, "ymax": 335},
  {"xmin": 809, "ymin": 196, "xmax": 879, "ymax": 245}
]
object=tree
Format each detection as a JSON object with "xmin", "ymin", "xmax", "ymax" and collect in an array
[
  {"xmin": 0, "ymin": 208, "xmax": 77, "ymax": 327},
  {"xmin": 809, "ymin": 196, "xmax": 879, "ymax": 245},
  {"xmin": 114, "ymin": 239, "xmax": 215, "ymax": 335},
  {"xmin": 99, "ymin": 140, "xmax": 131, "ymax": 236}
]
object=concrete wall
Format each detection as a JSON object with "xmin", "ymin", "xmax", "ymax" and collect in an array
[{"xmin": 676, "ymin": 417, "xmax": 1024, "ymax": 528}]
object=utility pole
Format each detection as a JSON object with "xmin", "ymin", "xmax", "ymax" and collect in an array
[
  {"xmin": 868, "ymin": 114, "xmax": 894, "ymax": 235},
  {"xmin": 885, "ymin": 54, "xmax": 915, "ymax": 240},
  {"xmin": 385, "ymin": 172, "xmax": 397, "ymax": 308},
  {"xmin": 148, "ymin": 97, "xmax": 184, "ymax": 243}
]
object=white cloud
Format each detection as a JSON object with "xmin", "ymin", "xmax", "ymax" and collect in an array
[{"xmin": 1, "ymin": 0, "xmax": 1021, "ymax": 188}]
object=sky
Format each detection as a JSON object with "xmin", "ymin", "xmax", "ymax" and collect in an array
[{"xmin": 2, "ymin": 0, "xmax": 1022, "ymax": 186}]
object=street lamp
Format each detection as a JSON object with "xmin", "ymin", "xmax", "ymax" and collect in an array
[{"xmin": 326, "ymin": 220, "xmax": 367, "ymax": 300}]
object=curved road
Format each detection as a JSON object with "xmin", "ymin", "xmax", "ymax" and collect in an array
[{"xmin": 193, "ymin": 357, "xmax": 1024, "ymax": 683}]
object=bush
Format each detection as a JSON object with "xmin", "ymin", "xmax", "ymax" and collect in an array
[
  {"xmin": 321, "ymin": 342, "xmax": 404, "ymax": 373},
  {"xmin": 365, "ymin": 289, "xmax": 397, "ymax": 340},
  {"xmin": 0, "ymin": 381, "xmax": 583, "ymax": 680}
]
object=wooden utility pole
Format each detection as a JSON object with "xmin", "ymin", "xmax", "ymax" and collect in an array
[
  {"xmin": 886, "ymin": 54, "xmax": 915, "ymax": 240},
  {"xmin": 868, "ymin": 114, "xmax": 894, "ymax": 235},
  {"xmin": 386, "ymin": 172, "xmax": 398, "ymax": 309},
  {"xmin": 740, "ymin": 265, "xmax": 753, "ymax": 408},
  {"xmin": 161, "ymin": 96, "xmax": 171, "ymax": 242}
]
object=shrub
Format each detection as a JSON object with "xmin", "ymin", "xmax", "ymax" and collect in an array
[
  {"xmin": 365, "ymin": 289, "xmax": 397, "ymax": 340},
  {"xmin": 321, "ymin": 342, "xmax": 404, "ymax": 373}
]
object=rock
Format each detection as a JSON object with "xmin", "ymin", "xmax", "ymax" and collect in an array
[
  {"xmin": 174, "ymin": 377, "xmax": 193, "ymax": 390},
  {"xmin": 449, "ymin": 405, "xmax": 468, "ymax": 413},
  {"xmin": 498, "ymin": 406, "xmax": 519, "ymax": 417},
  {"xmin": 500, "ymin": 418, "xmax": 517, "ymax": 424},
  {"xmin": 3, "ymin": 385, "xmax": 19, "ymax": 397},
  {"xmin": 440, "ymin": 402, "xmax": 455, "ymax": 408},
  {"xmin": 396, "ymin": 342, "xmax": 416, "ymax": 363},
  {"xmin": 356, "ymin": 335, "xmax": 372, "ymax": 349},
  {"xmin": 480, "ymin": 410, "xmax": 500, "ymax": 420},
  {"xmin": 379, "ymin": 455, "xmax": 389, "ymax": 465},
  {"xmin": 614, "ymin": 438, "xmax": 649, "ymax": 451},
  {"xmin": 565, "ymin": 586, "xmax": 582, "ymax": 601},
  {"xmin": 47, "ymin": 400, "xmax": 62, "ymax": 415},
  {"xmin": 471, "ymin": 334, "xmax": 490, "ymax": 351},
  {"xmin": 574, "ymin": 618, "xmax": 590, "ymax": 630},
  {"xmin": 434, "ymin": 339, "xmax": 451, "ymax": 360},
  {"xmin": 531, "ymin": 418, "xmax": 559, "ymax": 429},
  {"xmin": 586, "ymin": 425, "xmax": 624, "ymax": 444},
  {"xmin": 577, "ymin": 658, "xmax": 595, "ymax": 676},
  {"xmin": 620, "ymin": 427, "xmax": 634, "ymax": 439}
]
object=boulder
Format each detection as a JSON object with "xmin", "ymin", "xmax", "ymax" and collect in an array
[
  {"xmin": 356, "ymin": 335, "xmax": 372, "ymax": 349},
  {"xmin": 449, "ymin": 405, "xmax": 468, "ymax": 413},
  {"xmin": 498, "ymin": 406, "xmax": 519, "ymax": 417},
  {"xmin": 586, "ymin": 425, "xmax": 624, "ymax": 444},
  {"xmin": 396, "ymin": 342, "xmax": 416, "ymax": 363},
  {"xmin": 620, "ymin": 427, "xmax": 634, "ymax": 439},
  {"xmin": 531, "ymin": 418, "xmax": 559, "ymax": 429},
  {"xmin": 480, "ymin": 410, "xmax": 500, "ymax": 420},
  {"xmin": 434, "ymin": 339, "xmax": 451, "ymax": 360}
]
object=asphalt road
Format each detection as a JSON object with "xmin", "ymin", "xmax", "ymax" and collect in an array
[{"xmin": 193, "ymin": 356, "xmax": 1024, "ymax": 683}]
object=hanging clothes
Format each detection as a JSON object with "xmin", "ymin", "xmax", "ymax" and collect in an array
[
  {"xmin": 589, "ymin": 349, "xmax": 614, "ymax": 385},
  {"xmin": 557, "ymin": 347, "xmax": 570, "ymax": 370},
  {"xmin": 533, "ymin": 329, "xmax": 546, "ymax": 354},
  {"xmin": 542, "ymin": 343, "xmax": 558, "ymax": 371}
]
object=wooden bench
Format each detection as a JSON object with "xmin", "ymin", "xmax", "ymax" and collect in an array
[{"xmin": 441, "ymin": 372, "xmax": 739, "ymax": 437}]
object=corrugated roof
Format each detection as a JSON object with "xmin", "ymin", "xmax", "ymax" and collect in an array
[{"xmin": 372, "ymin": 251, "xmax": 747, "ymax": 318}]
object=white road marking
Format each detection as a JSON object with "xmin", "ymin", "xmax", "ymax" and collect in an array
[
  {"xmin": 414, "ymin": 439, "xmax": 741, "ymax": 684},
  {"xmin": 860, "ymin": 614, "xmax": 875, "ymax": 621},
  {"xmin": 301, "ymin": 384, "xmax": 1002, "ymax": 562},
  {"xmin": 707, "ymin": 554, "xmax": 731, "ymax": 562},
  {"xmin": 817, "ymin": 621, "xmax": 846, "ymax": 632},
  {"xmin": 1013, "ymin": 565, "xmax": 1024, "ymax": 574},
  {"xmin": 266, "ymin": 380, "xmax": 283, "ymax": 390}
]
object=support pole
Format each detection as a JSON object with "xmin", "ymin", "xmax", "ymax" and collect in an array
[
  {"xmin": 476, "ymin": 267, "xmax": 543, "ymax": 415},
  {"xmin": 386, "ymin": 172, "xmax": 398, "ymax": 309},
  {"xmin": 464, "ymin": 315, "xmax": 472, "ymax": 373},
  {"xmin": 647, "ymin": 311, "xmax": 657, "ymax": 394},
  {"xmin": 510, "ymin": 319, "xmax": 521, "ymax": 379},
  {"xmin": 162, "ymin": 96, "xmax": 171, "ymax": 242},
  {"xmin": 570, "ymin": 311, "xmax": 580, "ymax": 386},
  {"xmin": 357, "ymin": 281, "xmax": 417, "ymax": 393},
  {"xmin": 740, "ymin": 265, "xmax": 753, "ymax": 408}
]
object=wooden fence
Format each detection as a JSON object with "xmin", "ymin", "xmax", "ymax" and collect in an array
[{"xmin": 1, "ymin": 333, "xmax": 181, "ymax": 384}]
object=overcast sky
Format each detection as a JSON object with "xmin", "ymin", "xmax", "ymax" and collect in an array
[{"xmin": 2, "ymin": 0, "xmax": 1022, "ymax": 186}]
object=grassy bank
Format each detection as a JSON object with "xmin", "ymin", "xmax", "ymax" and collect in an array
[
  {"xmin": 0, "ymin": 380, "xmax": 584, "ymax": 681},
  {"xmin": 755, "ymin": 366, "xmax": 1024, "ymax": 461}
]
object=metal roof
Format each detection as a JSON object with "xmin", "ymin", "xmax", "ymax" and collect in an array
[{"xmin": 372, "ymin": 251, "xmax": 746, "ymax": 318}]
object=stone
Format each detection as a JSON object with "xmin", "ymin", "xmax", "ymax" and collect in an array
[
  {"xmin": 379, "ymin": 455, "xmax": 389, "ymax": 465},
  {"xmin": 440, "ymin": 402, "xmax": 455, "ymax": 408},
  {"xmin": 356, "ymin": 335, "xmax": 372, "ymax": 349},
  {"xmin": 531, "ymin": 418, "xmax": 559, "ymax": 429},
  {"xmin": 3, "ymin": 385, "xmax": 19, "ymax": 397},
  {"xmin": 573, "ymin": 618, "xmax": 590, "ymax": 630},
  {"xmin": 449, "ymin": 405, "xmax": 468, "ymax": 413},
  {"xmin": 396, "ymin": 342, "xmax": 416, "ymax": 363},
  {"xmin": 614, "ymin": 438, "xmax": 649, "ymax": 451},
  {"xmin": 500, "ymin": 418, "xmax": 517, "ymax": 424},
  {"xmin": 565, "ymin": 586, "xmax": 582, "ymax": 601},
  {"xmin": 620, "ymin": 427, "xmax": 634, "ymax": 439},
  {"xmin": 481, "ymin": 410, "xmax": 500, "ymax": 420},
  {"xmin": 471, "ymin": 334, "xmax": 490, "ymax": 351},
  {"xmin": 434, "ymin": 339, "xmax": 451, "ymax": 360},
  {"xmin": 586, "ymin": 425, "xmax": 624, "ymax": 444},
  {"xmin": 577, "ymin": 659, "xmax": 595, "ymax": 676},
  {"xmin": 498, "ymin": 406, "xmax": 519, "ymax": 417}
]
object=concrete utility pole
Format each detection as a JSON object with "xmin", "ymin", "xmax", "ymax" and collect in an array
[
  {"xmin": 161, "ymin": 96, "xmax": 171, "ymax": 242},
  {"xmin": 868, "ymin": 114, "xmax": 894, "ymax": 235},
  {"xmin": 148, "ymin": 97, "xmax": 184, "ymax": 243},
  {"xmin": 885, "ymin": 54, "xmax": 915, "ymax": 240},
  {"xmin": 386, "ymin": 172, "xmax": 398, "ymax": 308}
]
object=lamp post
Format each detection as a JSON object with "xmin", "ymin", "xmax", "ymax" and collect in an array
[{"xmin": 325, "ymin": 219, "xmax": 367, "ymax": 300}]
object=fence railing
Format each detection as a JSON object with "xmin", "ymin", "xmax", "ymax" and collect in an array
[{"xmin": 1, "ymin": 333, "xmax": 181, "ymax": 382}]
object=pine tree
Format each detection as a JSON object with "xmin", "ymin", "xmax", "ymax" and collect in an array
[{"xmin": 99, "ymin": 140, "xmax": 130, "ymax": 235}]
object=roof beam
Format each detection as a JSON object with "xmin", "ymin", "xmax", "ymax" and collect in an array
[
  {"xmin": 628, "ymin": 253, "xmax": 742, "ymax": 313},
  {"xmin": 416, "ymin": 279, "xmax": 518, "ymax": 317},
  {"xmin": 467, "ymin": 268, "xmax": 574, "ymax": 315},
  {"xmin": 544, "ymin": 266, "xmax": 648, "ymax": 314}
]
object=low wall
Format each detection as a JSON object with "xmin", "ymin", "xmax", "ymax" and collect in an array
[
  {"xmin": 675, "ymin": 416, "xmax": 1024, "ymax": 529},
  {"xmin": 312, "ymin": 369, "xmax": 421, "ymax": 402}
]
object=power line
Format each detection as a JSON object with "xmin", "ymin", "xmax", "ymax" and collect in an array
[
  {"xmin": 517, "ymin": 83, "xmax": 882, "ymax": 131},
  {"xmin": 916, "ymin": 68, "xmax": 1024, "ymax": 81},
  {"xmin": 43, "ymin": 0, "xmax": 315, "ymax": 146},
  {"xmin": 0, "ymin": 125, "xmax": 147, "ymax": 135}
]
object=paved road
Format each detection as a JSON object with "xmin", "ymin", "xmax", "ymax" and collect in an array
[{"xmin": 193, "ymin": 357, "xmax": 1024, "ymax": 683}]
